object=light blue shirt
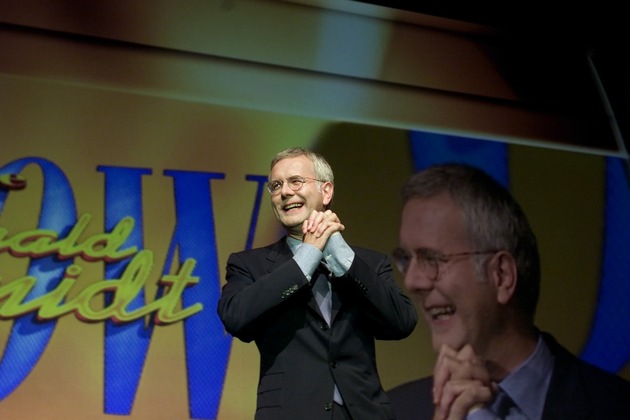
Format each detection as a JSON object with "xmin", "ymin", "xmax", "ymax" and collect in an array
[
  {"xmin": 286, "ymin": 232, "xmax": 354, "ymax": 279},
  {"xmin": 468, "ymin": 334, "xmax": 554, "ymax": 419}
]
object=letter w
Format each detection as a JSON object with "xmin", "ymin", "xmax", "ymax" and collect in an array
[{"xmin": 98, "ymin": 166, "xmax": 231, "ymax": 419}]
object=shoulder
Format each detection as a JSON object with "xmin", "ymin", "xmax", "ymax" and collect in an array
[
  {"xmin": 542, "ymin": 332, "xmax": 630, "ymax": 413},
  {"xmin": 388, "ymin": 376, "xmax": 432, "ymax": 399},
  {"xmin": 346, "ymin": 246, "xmax": 393, "ymax": 276},
  {"xmin": 226, "ymin": 238, "xmax": 293, "ymax": 274},
  {"xmin": 229, "ymin": 238, "xmax": 288, "ymax": 259},
  {"xmin": 544, "ymin": 332, "xmax": 628, "ymax": 385},
  {"xmin": 351, "ymin": 246, "xmax": 389, "ymax": 262},
  {"xmin": 388, "ymin": 377, "xmax": 434, "ymax": 420}
]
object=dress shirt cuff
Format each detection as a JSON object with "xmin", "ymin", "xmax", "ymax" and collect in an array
[
  {"xmin": 322, "ymin": 232, "xmax": 354, "ymax": 277},
  {"xmin": 466, "ymin": 407, "xmax": 498, "ymax": 420},
  {"xmin": 293, "ymin": 242, "xmax": 323, "ymax": 281}
]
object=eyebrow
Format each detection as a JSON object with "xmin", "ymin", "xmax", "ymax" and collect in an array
[
  {"xmin": 398, "ymin": 247, "xmax": 444, "ymax": 257},
  {"xmin": 270, "ymin": 174, "xmax": 304, "ymax": 181}
]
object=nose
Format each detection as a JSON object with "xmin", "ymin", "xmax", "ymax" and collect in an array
[
  {"xmin": 280, "ymin": 181, "xmax": 295, "ymax": 197},
  {"xmin": 404, "ymin": 260, "xmax": 434, "ymax": 293}
]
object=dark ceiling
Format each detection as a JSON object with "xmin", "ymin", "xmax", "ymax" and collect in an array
[
  {"xmin": 356, "ymin": 1, "xmax": 626, "ymax": 49},
  {"xmin": 356, "ymin": 1, "xmax": 630, "ymax": 153}
]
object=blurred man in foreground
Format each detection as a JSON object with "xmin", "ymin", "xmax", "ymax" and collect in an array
[{"xmin": 388, "ymin": 163, "xmax": 630, "ymax": 419}]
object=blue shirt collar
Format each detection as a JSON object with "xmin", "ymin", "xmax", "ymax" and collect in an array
[
  {"xmin": 286, "ymin": 235, "xmax": 301, "ymax": 253},
  {"xmin": 499, "ymin": 334, "xmax": 554, "ymax": 420}
]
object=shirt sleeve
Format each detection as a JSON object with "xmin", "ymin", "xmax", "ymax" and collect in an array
[
  {"xmin": 322, "ymin": 232, "xmax": 355, "ymax": 277},
  {"xmin": 466, "ymin": 408, "xmax": 498, "ymax": 420},
  {"xmin": 292, "ymin": 242, "xmax": 323, "ymax": 281}
]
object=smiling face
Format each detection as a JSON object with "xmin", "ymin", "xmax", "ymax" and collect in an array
[
  {"xmin": 399, "ymin": 193, "xmax": 501, "ymax": 354},
  {"xmin": 269, "ymin": 155, "xmax": 333, "ymax": 238}
]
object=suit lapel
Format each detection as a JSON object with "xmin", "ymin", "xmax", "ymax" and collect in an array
[
  {"xmin": 267, "ymin": 237, "xmax": 327, "ymax": 320},
  {"xmin": 330, "ymin": 279, "xmax": 342, "ymax": 325},
  {"xmin": 542, "ymin": 333, "xmax": 594, "ymax": 419},
  {"xmin": 265, "ymin": 237, "xmax": 292, "ymax": 266}
]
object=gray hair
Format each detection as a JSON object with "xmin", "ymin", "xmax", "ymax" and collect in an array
[{"xmin": 270, "ymin": 147, "xmax": 334, "ymax": 183}]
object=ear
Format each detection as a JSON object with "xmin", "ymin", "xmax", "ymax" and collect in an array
[
  {"xmin": 321, "ymin": 181, "xmax": 334, "ymax": 207},
  {"xmin": 488, "ymin": 251, "xmax": 517, "ymax": 305}
]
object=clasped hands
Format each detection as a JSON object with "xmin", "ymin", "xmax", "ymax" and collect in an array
[
  {"xmin": 432, "ymin": 344, "xmax": 497, "ymax": 420},
  {"xmin": 302, "ymin": 209, "xmax": 345, "ymax": 250}
]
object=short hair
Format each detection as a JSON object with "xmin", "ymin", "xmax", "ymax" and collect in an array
[
  {"xmin": 270, "ymin": 147, "xmax": 334, "ymax": 183},
  {"xmin": 402, "ymin": 163, "xmax": 541, "ymax": 320}
]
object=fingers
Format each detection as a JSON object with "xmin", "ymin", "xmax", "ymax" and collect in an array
[
  {"xmin": 302, "ymin": 210, "xmax": 344, "ymax": 238},
  {"xmin": 433, "ymin": 344, "xmax": 458, "ymax": 404},
  {"xmin": 434, "ymin": 345, "xmax": 486, "ymax": 402},
  {"xmin": 301, "ymin": 210, "xmax": 344, "ymax": 251},
  {"xmin": 432, "ymin": 344, "xmax": 494, "ymax": 420},
  {"xmin": 451, "ymin": 346, "xmax": 489, "ymax": 384},
  {"xmin": 438, "ymin": 380, "xmax": 494, "ymax": 420}
]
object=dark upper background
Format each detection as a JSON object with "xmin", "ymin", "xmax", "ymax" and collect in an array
[{"xmin": 356, "ymin": 1, "xmax": 630, "ymax": 156}]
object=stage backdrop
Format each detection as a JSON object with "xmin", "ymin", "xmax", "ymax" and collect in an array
[
  {"xmin": 1, "ymin": 1, "xmax": 629, "ymax": 419},
  {"xmin": 1, "ymin": 77, "xmax": 629, "ymax": 420}
]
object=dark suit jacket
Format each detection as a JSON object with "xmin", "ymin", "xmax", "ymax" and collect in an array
[
  {"xmin": 387, "ymin": 332, "xmax": 630, "ymax": 419},
  {"xmin": 218, "ymin": 238, "xmax": 418, "ymax": 420}
]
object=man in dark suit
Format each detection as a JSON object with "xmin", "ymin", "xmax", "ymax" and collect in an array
[
  {"xmin": 388, "ymin": 164, "xmax": 630, "ymax": 419},
  {"xmin": 218, "ymin": 147, "xmax": 418, "ymax": 420}
]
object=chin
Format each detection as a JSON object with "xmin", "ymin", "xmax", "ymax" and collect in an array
[
  {"xmin": 431, "ymin": 333, "xmax": 466, "ymax": 353},
  {"xmin": 278, "ymin": 214, "xmax": 302, "ymax": 226}
]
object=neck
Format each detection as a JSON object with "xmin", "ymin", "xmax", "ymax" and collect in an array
[
  {"xmin": 289, "ymin": 232, "xmax": 304, "ymax": 242},
  {"xmin": 484, "ymin": 326, "xmax": 538, "ymax": 381},
  {"xmin": 287, "ymin": 231, "xmax": 303, "ymax": 241}
]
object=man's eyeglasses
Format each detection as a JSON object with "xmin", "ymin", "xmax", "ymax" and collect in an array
[
  {"xmin": 392, "ymin": 247, "xmax": 497, "ymax": 281},
  {"xmin": 267, "ymin": 176, "xmax": 324, "ymax": 195}
]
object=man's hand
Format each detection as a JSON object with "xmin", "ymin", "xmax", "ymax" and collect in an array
[
  {"xmin": 432, "ymin": 344, "xmax": 497, "ymax": 420},
  {"xmin": 302, "ymin": 210, "xmax": 345, "ymax": 250}
]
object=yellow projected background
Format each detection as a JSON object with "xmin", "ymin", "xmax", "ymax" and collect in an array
[{"xmin": 1, "ymin": 1, "xmax": 627, "ymax": 419}]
